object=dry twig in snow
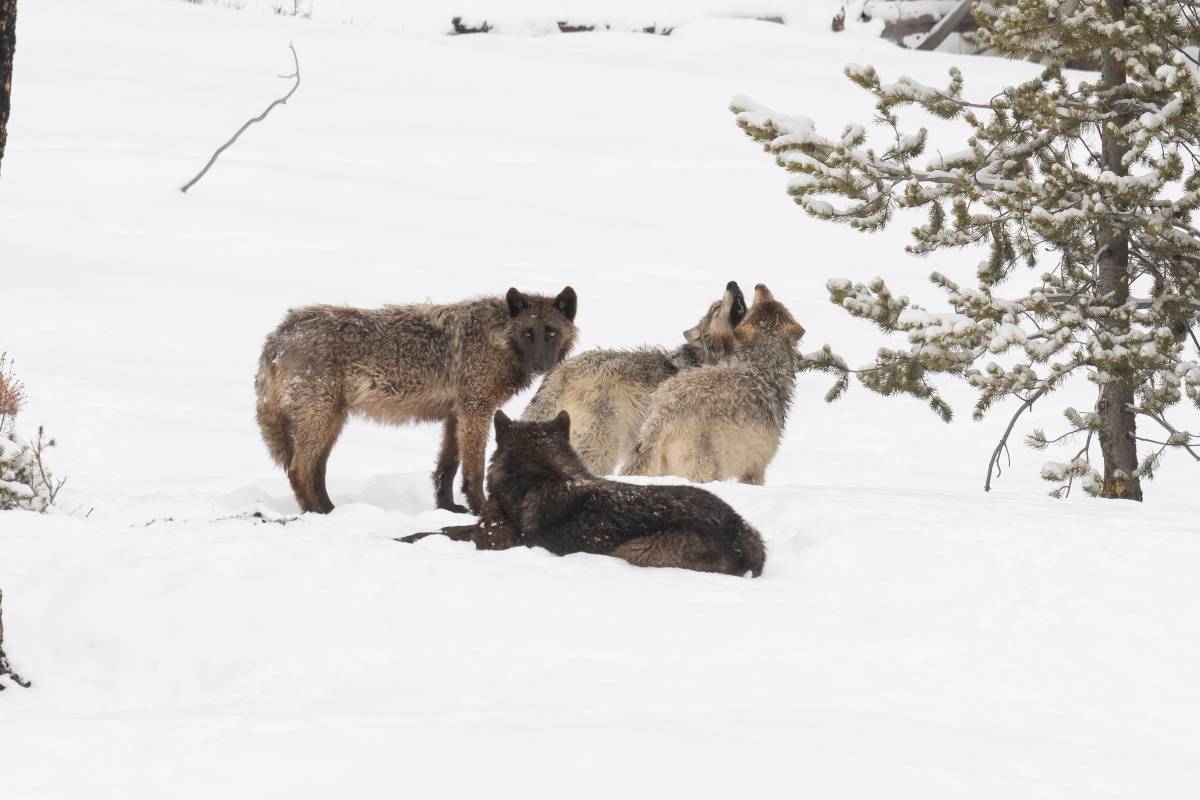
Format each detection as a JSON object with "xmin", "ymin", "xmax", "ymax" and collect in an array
[{"xmin": 180, "ymin": 43, "xmax": 300, "ymax": 194}]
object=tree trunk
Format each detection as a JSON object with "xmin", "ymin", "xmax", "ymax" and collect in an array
[
  {"xmin": 0, "ymin": 0, "xmax": 15, "ymax": 178},
  {"xmin": 0, "ymin": 587, "xmax": 31, "ymax": 689},
  {"xmin": 1095, "ymin": 0, "xmax": 1142, "ymax": 501},
  {"xmin": 1096, "ymin": 379, "xmax": 1141, "ymax": 500}
]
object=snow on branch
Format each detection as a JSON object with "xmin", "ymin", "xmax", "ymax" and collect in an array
[{"xmin": 731, "ymin": 1, "xmax": 1200, "ymax": 496}]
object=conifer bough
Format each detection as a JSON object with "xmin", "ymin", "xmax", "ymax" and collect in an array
[{"xmin": 732, "ymin": 0, "xmax": 1200, "ymax": 500}]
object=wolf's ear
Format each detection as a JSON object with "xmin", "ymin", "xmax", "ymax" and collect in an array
[
  {"xmin": 553, "ymin": 286, "xmax": 577, "ymax": 322},
  {"xmin": 683, "ymin": 300, "xmax": 719, "ymax": 343},
  {"xmin": 723, "ymin": 281, "xmax": 747, "ymax": 328},
  {"xmin": 494, "ymin": 410, "xmax": 512, "ymax": 437},
  {"xmin": 506, "ymin": 288, "xmax": 528, "ymax": 318},
  {"xmin": 784, "ymin": 322, "xmax": 806, "ymax": 344},
  {"xmin": 753, "ymin": 284, "xmax": 775, "ymax": 305},
  {"xmin": 551, "ymin": 409, "xmax": 571, "ymax": 438}
]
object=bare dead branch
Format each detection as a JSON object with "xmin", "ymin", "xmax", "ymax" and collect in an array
[
  {"xmin": 180, "ymin": 43, "xmax": 300, "ymax": 194},
  {"xmin": 986, "ymin": 387, "xmax": 1049, "ymax": 491},
  {"xmin": 1126, "ymin": 405, "xmax": 1200, "ymax": 461},
  {"xmin": 1062, "ymin": 428, "xmax": 1094, "ymax": 498}
]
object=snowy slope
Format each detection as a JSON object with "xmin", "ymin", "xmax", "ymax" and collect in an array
[
  {"xmin": 191, "ymin": 0, "xmax": 963, "ymax": 36},
  {"xmin": 2, "ymin": 0, "xmax": 1199, "ymax": 797}
]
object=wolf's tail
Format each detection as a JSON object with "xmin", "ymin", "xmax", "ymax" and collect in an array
[{"xmin": 254, "ymin": 337, "xmax": 293, "ymax": 469}]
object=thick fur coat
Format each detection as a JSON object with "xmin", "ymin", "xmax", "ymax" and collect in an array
[
  {"xmin": 521, "ymin": 282, "xmax": 747, "ymax": 474},
  {"xmin": 401, "ymin": 411, "xmax": 766, "ymax": 577},
  {"xmin": 621, "ymin": 284, "xmax": 803, "ymax": 485},
  {"xmin": 256, "ymin": 287, "xmax": 577, "ymax": 514}
]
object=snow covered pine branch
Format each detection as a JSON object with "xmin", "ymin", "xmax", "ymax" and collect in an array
[{"xmin": 731, "ymin": 0, "xmax": 1200, "ymax": 500}]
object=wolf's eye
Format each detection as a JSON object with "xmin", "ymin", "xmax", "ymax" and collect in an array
[
  {"xmin": 523, "ymin": 329, "xmax": 534, "ymax": 340},
  {"xmin": 545, "ymin": 327, "xmax": 557, "ymax": 338}
]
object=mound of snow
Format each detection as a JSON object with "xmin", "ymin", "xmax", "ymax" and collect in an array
[{"xmin": 2, "ymin": 0, "xmax": 1199, "ymax": 796}]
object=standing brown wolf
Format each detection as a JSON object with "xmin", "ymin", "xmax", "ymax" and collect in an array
[
  {"xmin": 255, "ymin": 287, "xmax": 577, "ymax": 514},
  {"xmin": 521, "ymin": 282, "xmax": 747, "ymax": 474},
  {"xmin": 400, "ymin": 411, "xmax": 766, "ymax": 577},
  {"xmin": 621, "ymin": 284, "xmax": 803, "ymax": 485}
]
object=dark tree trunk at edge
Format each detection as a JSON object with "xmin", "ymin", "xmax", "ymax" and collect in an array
[
  {"xmin": 1095, "ymin": 0, "xmax": 1142, "ymax": 501},
  {"xmin": 0, "ymin": 0, "xmax": 16, "ymax": 177},
  {"xmin": 0, "ymin": 587, "xmax": 31, "ymax": 689}
]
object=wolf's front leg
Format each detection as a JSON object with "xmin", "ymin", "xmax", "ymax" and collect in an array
[
  {"xmin": 396, "ymin": 524, "xmax": 479, "ymax": 544},
  {"xmin": 433, "ymin": 415, "xmax": 468, "ymax": 513},
  {"xmin": 396, "ymin": 507, "xmax": 516, "ymax": 550},
  {"xmin": 456, "ymin": 410, "xmax": 491, "ymax": 515},
  {"xmin": 471, "ymin": 501, "xmax": 518, "ymax": 550}
]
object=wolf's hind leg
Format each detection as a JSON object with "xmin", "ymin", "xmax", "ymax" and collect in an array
[
  {"xmin": 433, "ymin": 415, "xmax": 468, "ymax": 513},
  {"xmin": 619, "ymin": 438, "xmax": 660, "ymax": 477},
  {"xmin": 312, "ymin": 440, "xmax": 339, "ymax": 514},
  {"xmin": 289, "ymin": 405, "xmax": 346, "ymax": 514},
  {"xmin": 673, "ymin": 435, "xmax": 722, "ymax": 484},
  {"xmin": 570, "ymin": 408, "xmax": 619, "ymax": 475},
  {"xmin": 738, "ymin": 467, "xmax": 766, "ymax": 486},
  {"xmin": 611, "ymin": 531, "xmax": 742, "ymax": 576}
]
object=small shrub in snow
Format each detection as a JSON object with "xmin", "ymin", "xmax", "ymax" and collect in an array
[
  {"xmin": 0, "ymin": 428, "xmax": 61, "ymax": 512},
  {"xmin": 0, "ymin": 353, "xmax": 24, "ymax": 434},
  {"xmin": 0, "ymin": 355, "xmax": 63, "ymax": 513}
]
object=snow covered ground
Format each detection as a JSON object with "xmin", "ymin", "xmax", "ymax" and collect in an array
[{"xmin": 2, "ymin": 1, "xmax": 1199, "ymax": 796}]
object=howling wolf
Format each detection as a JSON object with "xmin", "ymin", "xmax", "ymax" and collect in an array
[
  {"xmin": 521, "ymin": 282, "xmax": 747, "ymax": 474},
  {"xmin": 400, "ymin": 411, "xmax": 766, "ymax": 577},
  {"xmin": 255, "ymin": 287, "xmax": 577, "ymax": 514},
  {"xmin": 621, "ymin": 284, "xmax": 803, "ymax": 485}
]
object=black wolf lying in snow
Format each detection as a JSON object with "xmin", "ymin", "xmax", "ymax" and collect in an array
[{"xmin": 398, "ymin": 411, "xmax": 766, "ymax": 577}]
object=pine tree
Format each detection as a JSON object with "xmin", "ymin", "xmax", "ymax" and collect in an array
[{"xmin": 732, "ymin": 0, "xmax": 1200, "ymax": 500}]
